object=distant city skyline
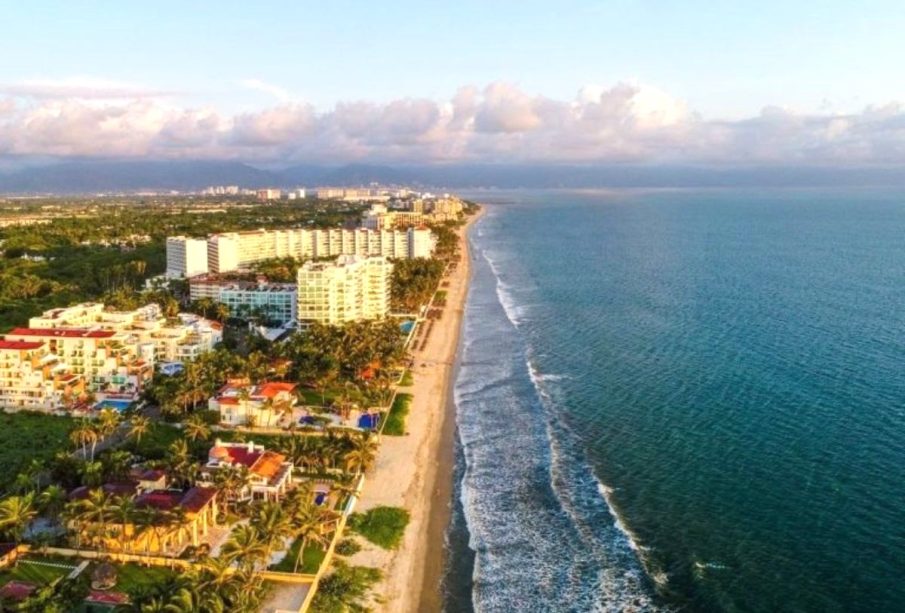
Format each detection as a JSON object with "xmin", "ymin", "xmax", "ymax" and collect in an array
[{"xmin": 2, "ymin": 1, "xmax": 905, "ymax": 166}]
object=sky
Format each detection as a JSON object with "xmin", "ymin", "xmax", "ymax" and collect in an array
[{"xmin": 2, "ymin": 1, "xmax": 905, "ymax": 166}]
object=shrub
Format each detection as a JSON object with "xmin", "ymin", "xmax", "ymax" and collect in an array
[
  {"xmin": 311, "ymin": 562, "xmax": 381, "ymax": 613},
  {"xmin": 347, "ymin": 506, "xmax": 410, "ymax": 550},
  {"xmin": 335, "ymin": 538, "xmax": 362, "ymax": 557}
]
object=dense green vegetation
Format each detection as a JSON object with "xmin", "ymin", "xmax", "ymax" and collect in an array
[
  {"xmin": 391, "ymin": 258, "xmax": 445, "ymax": 312},
  {"xmin": 0, "ymin": 413, "xmax": 75, "ymax": 492},
  {"xmin": 382, "ymin": 393, "xmax": 412, "ymax": 436},
  {"xmin": 310, "ymin": 561, "xmax": 382, "ymax": 613},
  {"xmin": 0, "ymin": 197, "xmax": 364, "ymax": 330},
  {"xmin": 347, "ymin": 506, "xmax": 410, "ymax": 550},
  {"xmin": 269, "ymin": 538, "xmax": 326, "ymax": 574}
]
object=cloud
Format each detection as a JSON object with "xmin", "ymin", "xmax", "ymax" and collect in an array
[
  {"xmin": 4, "ymin": 79, "xmax": 905, "ymax": 165},
  {"xmin": 239, "ymin": 79, "xmax": 291, "ymax": 103}
]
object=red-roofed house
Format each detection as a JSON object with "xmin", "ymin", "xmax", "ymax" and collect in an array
[
  {"xmin": 209, "ymin": 380, "xmax": 297, "ymax": 427},
  {"xmin": 199, "ymin": 439, "xmax": 293, "ymax": 501}
]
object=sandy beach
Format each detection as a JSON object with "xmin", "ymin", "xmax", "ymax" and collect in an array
[{"xmin": 350, "ymin": 208, "xmax": 482, "ymax": 612}]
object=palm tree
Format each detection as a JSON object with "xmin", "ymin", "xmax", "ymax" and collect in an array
[
  {"xmin": 344, "ymin": 433, "xmax": 378, "ymax": 475},
  {"xmin": 128, "ymin": 415, "xmax": 151, "ymax": 445},
  {"xmin": 212, "ymin": 465, "xmax": 251, "ymax": 515},
  {"xmin": 183, "ymin": 414, "xmax": 211, "ymax": 442},
  {"xmin": 66, "ymin": 489, "xmax": 115, "ymax": 550},
  {"xmin": 113, "ymin": 496, "xmax": 137, "ymax": 552},
  {"xmin": 213, "ymin": 302, "xmax": 230, "ymax": 323},
  {"xmin": 78, "ymin": 460, "xmax": 104, "ymax": 487},
  {"xmin": 221, "ymin": 524, "xmax": 269, "ymax": 572},
  {"xmin": 70, "ymin": 421, "xmax": 98, "ymax": 460},
  {"xmin": 0, "ymin": 493, "xmax": 36, "ymax": 543},
  {"xmin": 166, "ymin": 439, "xmax": 197, "ymax": 488},
  {"xmin": 250, "ymin": 500, "xmax": 295, "ymax": 562},
  {"xmin": 38, "ymin": 484, "xmax": 67, "ymax": 524},
  {"xmin": 97, "ymin": 408, "xmax": 121, "ymax": 441}
]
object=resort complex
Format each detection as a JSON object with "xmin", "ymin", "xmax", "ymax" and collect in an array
[
  {"xmin": 0, "ymin": 188, "xmax": 476, "ymax": 612},
  {"xmin": 0, "ymin": 302, "xmax": 221, "ymax": 411}
]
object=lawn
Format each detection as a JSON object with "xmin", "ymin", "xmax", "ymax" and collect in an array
[
  {"xmin": 0, "ymin": 555, "xmax": 77, "ymax": 587},
  {"xmin": 269, "ymin": 539, "xmax": 327, "ymax": 574},
  {"xmin": 0, "ymin": 412, "xmax": 75, "ymax": 491},
  {"xmin": 347, "ymin": 506, "xmax": 410, "ymax": 550},
  {"xmin": 382, "ymin": 393, "xmax": 412, "ymax": 436},
  {"xmin": 398, "ymin": 370, "xmax": 414, "ymax": 387},
  {"xmin": 95, "ymin": 562, "xmax": 176, "ymax": 596}
]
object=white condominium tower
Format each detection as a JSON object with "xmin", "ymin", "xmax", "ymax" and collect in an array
[
  {"xmin": 166, "ymin": 237, "xmax": 209, "ymax": 278},
  {"xmin": 203, "ymin": 227, "xmax": 433, "ymax": 274},
  {"xmin": 296, "ymin": 255, "xmax": 392, "ymax": 326}
]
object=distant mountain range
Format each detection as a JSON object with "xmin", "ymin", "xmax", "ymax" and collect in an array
[{"xmin": 2, "ymin": 160, "xmax": 905, "ymax": 194}]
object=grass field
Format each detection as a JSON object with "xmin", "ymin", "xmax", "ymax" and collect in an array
[
  {"xmin": 347, "ymin": 506, "xmax": 410, "ymax": 550},
  {"xmin": 0, "ymin": 555, "xmax": 76, "ymax": 587},
  {"xmin": 0, "ymin": 412, "xmax": 75, "ymax": 491},
  {"xmin": 382, "ymin": 393, "xmax": 412, "ymax": 436},
  {"xmin": 269, "ymin": 539, "xmax": 327, "ymax": 574}
]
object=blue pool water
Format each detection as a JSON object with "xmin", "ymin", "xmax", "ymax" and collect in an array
[{"xmin": 94, "ymin": 399, "xmax": 133, "ymax": 412}]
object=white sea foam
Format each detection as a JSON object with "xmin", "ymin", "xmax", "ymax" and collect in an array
[{"xmin": 453, "ymin": 222, "xmax": 664, "ymax": 612}]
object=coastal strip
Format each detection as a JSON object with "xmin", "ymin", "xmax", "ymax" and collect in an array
[{"xmin": 349, "ymin": 206, "xmax": 484, "ymax": 611}]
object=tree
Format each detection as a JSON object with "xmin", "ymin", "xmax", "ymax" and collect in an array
[
  {"xmin": 0, "ymin": 493, "xmax": 36, "ymax": 542},
  {"xmin": 38, "ymin": 484, "xmax": 67, "ymax": 524},
  {"xmin": 183, "ymin": 414, "xmax": 211, "ymax": 442},
  {"xmin": 128, "ymin": 415, "xmax": 151, "ymax": 445},
  {"xmin": 221, "ymin": 524, "xmax": 269, "ymax": 572},
  {"xmin": 250, "ymin": 500, "xmax": 294, "ymax": 562},
  {"xmin": 70, "ymin": 421, "xmax": 98, "ymax": 460},
  {"xmin": 344, "ymin": 433, "xmax": 378, "ymax": 475}
]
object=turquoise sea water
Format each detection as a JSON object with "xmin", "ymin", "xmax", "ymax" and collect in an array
[{"xmin": 445, "ymin": 189, "xmax": 905, "ymax": 612}]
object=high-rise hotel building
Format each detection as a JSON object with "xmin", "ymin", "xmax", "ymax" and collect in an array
[
  {"xmin": 296, "ymin": 255, "xmax": 392, "ymax": 326},
  {"xmin": 166, "ymin": 226, "xmax": 433, "ymax": 276}
]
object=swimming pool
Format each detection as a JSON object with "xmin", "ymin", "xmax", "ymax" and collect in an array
[
  {"xmin": 400, "ymin": 320, "xmax": 415, "ymax": 334},
  {"xmin": 94, "ymin": 399, "xmax": 134, "ymax": 412}
]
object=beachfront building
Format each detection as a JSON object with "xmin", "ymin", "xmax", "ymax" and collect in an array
[
  {"xmin": 166, "ymin": 236, "xmax": 209, "ymax": 278},
  {"xmin": 209, "ymin": 380, "xmax": 298, "ymax": 427},
  {"xmin": 0, "ymin": 340, "xmax": 85, "ymax": 410},
  {"xmin": 67, "ymin": 474, "xmax": 219, "ymax": 555},
  {"xmin": 0, "ymin": 303, "xmax": 222, "ymax": 406},
  {"xmin": 175, "ymin": 226, "xmax": 433, "ymax": 275},
  {"xmin": 188, "ymin": 275, "xmax": 297, "ymax": 325},
  {"xmin": 199, "ymin": 440, "xmax": 294, "ymax": 502},
  {"xmin": 296, "ymin": 255, "xmax": 392, "ymax": 326}
]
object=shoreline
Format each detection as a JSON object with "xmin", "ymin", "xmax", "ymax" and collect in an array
[{"xmin": 348, "ymin": 207, "xmax": 484, "ymax": 612}]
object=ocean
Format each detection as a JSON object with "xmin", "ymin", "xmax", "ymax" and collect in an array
[{"xmin": 443, "ymin": 189, "xmax": 905, "ymax": 612}]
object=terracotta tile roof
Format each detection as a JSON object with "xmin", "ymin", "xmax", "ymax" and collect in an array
[
  {"xmin": 9, "ymin": 327, "xmax": 115, "ymax": 339},
  {"xmin": 223, "ymin": 447, "xmax": 262, "ymax": 468},
  {"xmin": 0, "ymin": 340, "xmax": 44, "ymax": 350},
  {"xmin": 256, "ymin": 382, "xmax": 296, "ymax": 398},
  {"xmin": 179, "ymin": 487, "xmax": 217, "ymax": 513},
  {"xmin": 250, "ymin": 450, "xmax": 287, "ymax": 479},
  {"xmin": 135, "ymin": 490, "xmax": 182, "ymax": 511}
]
